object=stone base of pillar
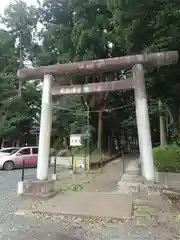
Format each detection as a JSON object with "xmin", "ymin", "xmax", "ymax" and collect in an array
[{"xmin": 20, "ymin": 180, "xmax": 56, "ymax": 199}]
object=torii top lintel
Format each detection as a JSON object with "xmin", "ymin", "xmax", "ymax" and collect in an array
[{"xmin": 17, "ymin": 51, "xmax": 178, "ymax": 80}]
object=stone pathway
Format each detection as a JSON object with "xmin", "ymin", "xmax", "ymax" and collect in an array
[
  {"xmin": 54, "ymin": 157, "xmax": 124, "ymax": 193},
  {"xmin": 83, "ymin": 158, "xmax": 123, "ymax": 192},
  {"xmin": 29, "ymin": 192, "xmax": 132, "ymax": 219},
  {"xmin": 15, "ymin": 200, "xmax": 180, "ymax": 240}
]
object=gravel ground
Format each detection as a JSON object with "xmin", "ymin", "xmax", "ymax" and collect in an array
[{"xmin": 0, "ymin": 166, "xmax": 180, "ymax": 239}]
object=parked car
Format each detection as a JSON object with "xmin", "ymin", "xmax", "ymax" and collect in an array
[
  {"xmin": 0, "ymin": 147, "xmax": 19, "ymax": 158},
  {"xmin": 0, "ymin": 146, "xmax": 39, "ymax": 170}
]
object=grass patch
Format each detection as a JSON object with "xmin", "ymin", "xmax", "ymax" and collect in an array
[{"xmin": 57, "ymin": 183, "xmax": 84, "ymax": 192}]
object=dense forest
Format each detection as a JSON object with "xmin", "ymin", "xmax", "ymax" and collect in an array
[{"xmin": 0, "ymin": 0, "xmax": 180, "ymax": 153}]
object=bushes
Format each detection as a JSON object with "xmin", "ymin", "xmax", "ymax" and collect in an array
[{"xmin": 153, "ymin": 146, "xmax": 180, "ymax": 172}]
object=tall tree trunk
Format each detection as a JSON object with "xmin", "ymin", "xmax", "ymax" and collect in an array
[
  {"xmin": 178, "ymin": 108, "xmax": 180, "ymax": 133},
  {"xmin": 19, "ymin": 32, "xmax": 23, "ymax": 97},
  {"xmin": 159, "ymin": 100, "xmax": 167, "ymax": 146},
  {"xmin": 108, "ymin": 136, "xmax": 111, "ymax": 154},
  {"xmin": 36, "ymin": 133, "xmax": 38, "ymax": 146},
  {"xmin": 95, "ymin": 74, "xmax": 105, "ymax": 151},
  {"xmin": 97, "ymin": 110, "xmax": 103, "ymax": 150},
  {"xmin": 163, "ymin": 101, "xmax": 179, "ymax": 138},
  {"xmin": 166, "ymin": 111, "xmax": 169, "ymax": 140},
  {"xmin": 16, "ymin": 138, "xmax": 20, "ymax": 147},
  {"xmin": 1, "ymin": 138, "xmax": 4, "ymax": 148}
]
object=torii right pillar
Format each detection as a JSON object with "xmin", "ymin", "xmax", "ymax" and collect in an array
[{"xmin": 133, "ymin": 64, "xmax": 154, "ymax": 182}]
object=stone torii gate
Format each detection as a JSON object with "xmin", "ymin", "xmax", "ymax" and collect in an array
[{"xmin": 17, "ymin": 51, "xmax": 178, "ymax": 184}]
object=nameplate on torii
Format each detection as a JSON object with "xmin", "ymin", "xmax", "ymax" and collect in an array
[{"xmin": 51, "ymin": 79, "xmax": 134, "ymax": 95}]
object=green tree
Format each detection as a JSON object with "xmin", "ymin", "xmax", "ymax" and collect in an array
[
  {"xmin": 2, "ymin": 0, "xmax": 39, "ymax": 93},
  {"xmin": 107, "ymin": 0, "xmax": 180, "ymax": 144},
  {"xmin": 52, "ymin": 96, "xmax": 87, "ymax": 149}
]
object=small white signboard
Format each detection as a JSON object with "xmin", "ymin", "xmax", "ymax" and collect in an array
[{"xmin": 70, "ymin": 134, "xmax": 82, "ymax": 147}]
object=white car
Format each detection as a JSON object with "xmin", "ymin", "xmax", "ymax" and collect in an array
[
  {"xmin": 0, "ymin": 147, "xmax": 19, "ymax": 158},
  {"xmin": 0, "ymin": 146, "xmax": 38, "ymax": 170}
]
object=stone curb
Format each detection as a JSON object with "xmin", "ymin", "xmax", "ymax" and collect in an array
[{"xmin": 15, "ymin": 208, "xmax": 132, "ymax": 221}]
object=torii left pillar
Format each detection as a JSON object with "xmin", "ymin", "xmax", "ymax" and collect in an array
[
  {"xmin": 37, "ymin": 74, "xmax": 53, "ymax": 181},
  {"xmin": 18, "ymin": 74, "xmax": 54, "ymax": 197}
]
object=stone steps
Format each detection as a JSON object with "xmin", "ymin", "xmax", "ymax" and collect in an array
[
  {"xmin": 132, "ymin": 195, "xmax": 174, "ymax": 225},
  {"xmin": 132, "ymin": 203, "xmax": 174, "ymax": 225}
]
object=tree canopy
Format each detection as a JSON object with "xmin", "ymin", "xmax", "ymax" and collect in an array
[{"xmin": 0, "ymin": 0, "xmax": 179, "ymax": 150}]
